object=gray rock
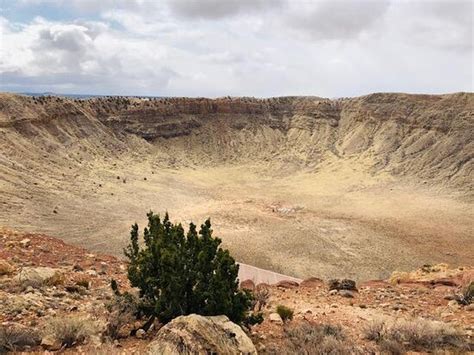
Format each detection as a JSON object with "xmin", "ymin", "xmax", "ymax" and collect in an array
[
  {"xmin": 14, "ymin": 267, "xmax": 62, "ymax": 288},
  {"xmin": 136, "ymin": 329, "xmax": 146, "ymax": 339},
  {"xmin": 41, "ymin": 335, "xmax": 62, "ymax": 351},
  {"xmin": 147, "ymin": 314, "xmax": 257, "ymax": 355},
  {"xmin": 339, "ymin": 290, "xmax": 355, "ymax": 298},
  {"xmin": 269, "ymin": 312, "xmax": 283, "ymax": 324}
]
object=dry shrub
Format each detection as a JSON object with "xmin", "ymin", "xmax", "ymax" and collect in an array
[
  {"xmin": 104, "ymin": 292, "xmax": 139, "ymax": 339},
  {"xmin": 364, "ymin": 316, "xmax": 468, "ymax": 352},
  {"xmin": 283, "ymin": 322, "xmax": 362, "ymax": 355},
  {"xmin": 276, "ymin": 305, "xmax": 294, "ymax": 322},
  {"xmin": 454, "ymin": 281, "xmax": 473, "ymax": 305},
  {"xmin": 75, "ymin": 276, "xmax": 91, "ymax": 289},
  {"xmin": 364, "ymin": 317, "xmax": 386, "ymax": 342},
  {"xmin": 44, "ymin": 272, "xmax": 65, "ymax": 286},
  {"xmin": 0, "ymin": 325, "xmax": 41, "ymax": 352},
  {"xmin": 43, "ymin": 316, "xmax": 99, "ymax": 348},
  {"xmin": 379, "ymin": 339, "xmax": 405, "ymax": 355},
  {"xmin": 253, "ymin": 286, "xmax": 270, "ymax": 311}
]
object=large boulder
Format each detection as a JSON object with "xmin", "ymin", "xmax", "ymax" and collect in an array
[
  {"xmin": 147, "ymin": 314, "xmax": 257, "ymax": 355},
  {"xmin": 14, "ymin": 267, "xmax": 63, "ymax": 287}
]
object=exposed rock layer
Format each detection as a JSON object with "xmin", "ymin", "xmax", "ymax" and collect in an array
[{"xmin": 1, "ymin": 93, "xmax": 472, "ymax": 189}]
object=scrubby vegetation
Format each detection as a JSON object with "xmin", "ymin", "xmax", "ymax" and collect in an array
[
  {"xmin": 253, "ymin": 286, "xmax": 270, "ymax": 312},
  {"xmin": 276, "ymin": 305, "xmax": 294, "ymax": 322},
  {"xmin": 454, "ymin": 281, "xmax": 473, "ymax": 305},
  {"xmin": 42, "ymin": 316, "xmax": 98, "ymax": 348},
  {"xmin": 364, "ymin": 316, "xmax": 468, "ymax": 352},
  {"xmin": 124, "ymin": 212, "xmax": 253, "ymax": 324},
  {"xmin": 280, "ymin": 322, "xmax": 362, "ymax": 354},
  {"xmin": 105, "ymin": 286, "xmax": 140, "ymax": 339},
  {"xmin": 0, "ymin": 325, "xmax": 40, "ymax": 352}
]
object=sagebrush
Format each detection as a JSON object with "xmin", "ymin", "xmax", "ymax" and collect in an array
[
  {"xmin": 364, "ymin": 316, "xmax": 468, "ymax": 352},
  {"xmin": 43, "ymin": 316, "xmax": 98, "ymax": 348}
]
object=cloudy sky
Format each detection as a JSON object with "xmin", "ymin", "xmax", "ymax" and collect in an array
[{"xmin": 0, "ymin": 0, "xmax": 472, "ymax": 97}]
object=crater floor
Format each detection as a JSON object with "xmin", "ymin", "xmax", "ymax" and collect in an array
[{"xmin": 2, "ymin": 156, "xmax": 472, "ymax": 281}]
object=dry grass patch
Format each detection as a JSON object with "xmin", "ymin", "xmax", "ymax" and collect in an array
[
  {"xmin": 0, "ymin": 325, "xmax": 41, "ymax": 352},
  {"xmin": 104, "ymin": 291, "xmax": 140, "ymax": 339},
  {"xmin": 43, "ymin": 316, "xmax": 99, "ymax": 348},
  {"xmin": 44, "ymin": 271, "xmax": 65, "ymax": 286},
  {"xmin": 281, "ymin": 322, "xmax": 362, "ymax": 354},
  {"xmin": 75, "ymin": 275, "xmax": 91, "ymax": 289},
  {"xmin": 253, "ymin": 286, "xmax": 270, "ymax": 311},
  {"xmin": 364, "ymin": 316, "xmax": 468, "ymax": 352}
]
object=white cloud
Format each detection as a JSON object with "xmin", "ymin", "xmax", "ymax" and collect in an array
[
  {"xmin": 167, "ymin": 0, "xmax": 284, "ymax": 20},
  {"xmin": 0, "ymin": 0, "xmax": 472, "ymax": 96},
  {"xmin": 285, "ymin": 0, "xmax": 390, "ymax": 40}
]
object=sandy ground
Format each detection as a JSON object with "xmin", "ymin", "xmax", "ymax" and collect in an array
[{"xmin": 1, "ymin": 153, "xmax": 472, "ymax": 282}]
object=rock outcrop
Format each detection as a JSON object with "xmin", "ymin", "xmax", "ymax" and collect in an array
[
  {"xmin": 0, "ymin": 92, "xmax": 472, "ymax": 189},
  {"xmin": 146, "ymin": 314, "xmax": 257, "ymax": 355},
  {"xmin": 14, "ymin": 267, "xmax": 63, "ymax": 288}
]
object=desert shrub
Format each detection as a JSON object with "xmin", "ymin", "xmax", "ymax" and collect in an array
[
  {"xmin": 0, "ymin": 325, "xmax": 40, "ymax": 352},
  {"xmin": 124, "ymin": 212, "xmax": 252, "ymax": 324},
  {"xmin": 104, "ymin": 284, "xmax": 140, "ymax": 339},
  {"xmin": 75, "ymin": 276, "xmax": 90, "ymax": 289},
  {"xmin": 43, "ymin": 316, "xmax": 98, "ymax": 348},
  {"xmin": 276, "ymin": 305, "xmax": 294, "ymax": 322},
  {"xmin": 364, "ymin": 317, "xmax": 386, "ymax": 342},
  {"xmin": 254, "ymin": 286, "xmax": 270, "ymax": 312},
  {"xmin": 454, "ymin": 281, "xmax": 473, "ymax": 305},
  {"xmin": 364, "ymin": 316, "xmax": 468, "ymax": 352},
  {"xmin": 379, "ymin": 339, "xmax": 405, "ymax": 355},
  {"xmin": 286, "ymin": 323, "xmax": 344, "ymax": 343},
  {"xmin": 44, "ymin": 272, "xmax": 65, "ymax": 287},
  {"xmin": 283, "ymin": 322, "xmax": 361, "ymax": 355}
]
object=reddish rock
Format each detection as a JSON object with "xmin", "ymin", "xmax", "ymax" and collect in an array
[
  {"xmin": 300, "ymin": 277, "xmax": 324, "ymax": 288},
  {"xmin": 431, "ymin": 278, "xmax": 460, "ymax": 287},
  {"xmin": 276, "ymin": 280, "xmax": 299, "ymax": 289},
  {"xmin": 240, "ymin": 279, "xmax": 256, "ymax": 291}
]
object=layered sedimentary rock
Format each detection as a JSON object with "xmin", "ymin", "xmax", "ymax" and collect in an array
[{"xmin": 1, "ymin": 93, "xmax": 471, "ymax": 189}]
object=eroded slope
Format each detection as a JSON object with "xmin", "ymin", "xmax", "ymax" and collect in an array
[{"xmin": 0, "ymin": 93, "xmax": 472, "ymax": 280}]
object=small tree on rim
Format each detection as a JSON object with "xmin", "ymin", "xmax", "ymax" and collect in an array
[{"xmin": 124, "ymin": 211, "xmax": 252, "ymax": 324}]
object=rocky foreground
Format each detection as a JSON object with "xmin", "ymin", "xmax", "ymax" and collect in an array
[{"xmin": 0, "ymin": 227, "xmax": 472, "ymax": 354}]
